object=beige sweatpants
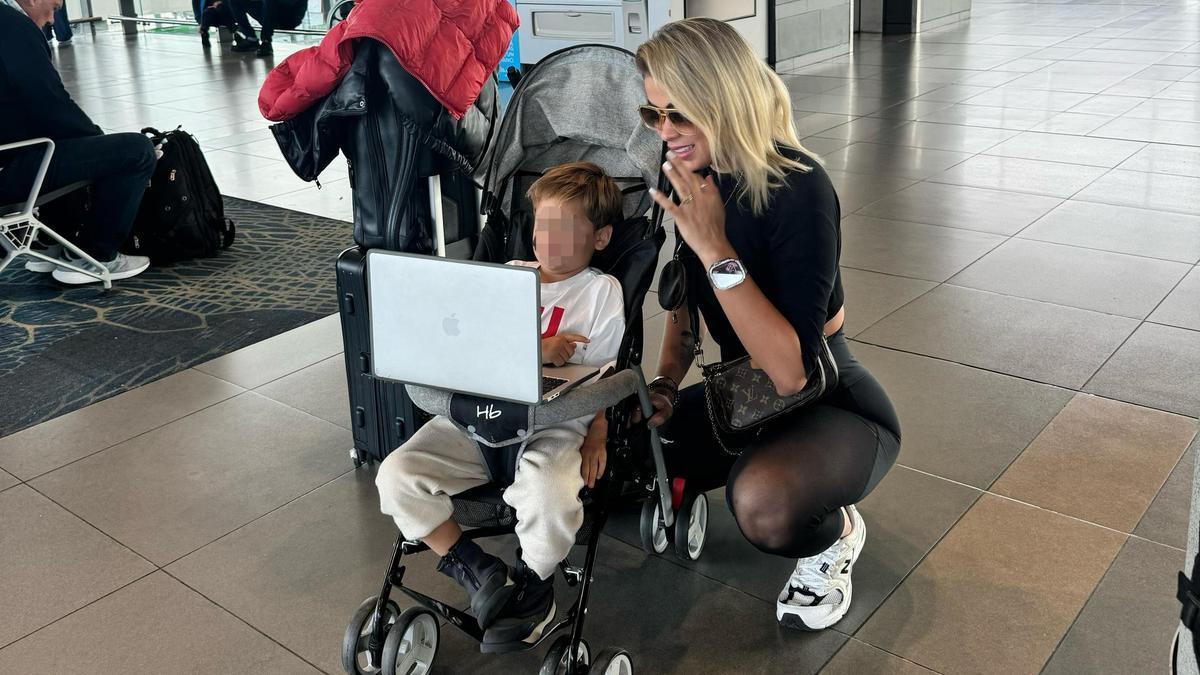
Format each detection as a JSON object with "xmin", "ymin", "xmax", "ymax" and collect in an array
[{"xmin": 376, "ymin": 415, "xmax": 586, "ymax": 580}]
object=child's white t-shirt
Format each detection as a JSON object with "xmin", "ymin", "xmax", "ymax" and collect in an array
[{"xmin": 508, "ymin": 262, "xmax": 626, "ymax": 369}]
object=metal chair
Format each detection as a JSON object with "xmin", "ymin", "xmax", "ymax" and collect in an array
[{"xmin": 0, "ymin": 138, "xmax": 111, "ymax": 289}]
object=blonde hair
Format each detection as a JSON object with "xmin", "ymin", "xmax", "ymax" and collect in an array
[
  {"xmin": 527, "ymin": 161, "xmax": 624, "ymax": 229},
  {"xmin": 636, "ymin": 18, "xmax": 811, "ymax": 216}
]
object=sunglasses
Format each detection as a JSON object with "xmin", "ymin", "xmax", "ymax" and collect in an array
[{"xmin": 638, "ymin": 104, "xmax": 697, "ymax": 133}]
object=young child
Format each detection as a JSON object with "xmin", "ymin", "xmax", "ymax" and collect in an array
[{"xmin": 376, "ymin": 162, "xmax": 626, "ymax": 651}]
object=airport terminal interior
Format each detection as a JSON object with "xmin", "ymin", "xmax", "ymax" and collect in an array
[{"xmin": 1, "ymin": 0, "xmax": 1199, "ymax": 672}]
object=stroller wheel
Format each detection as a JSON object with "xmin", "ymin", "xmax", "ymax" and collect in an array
[
  {"xmin": 673, "ymin": 491, "xmax": 709, "ymax": 562},
  {"xmin": 539, "ymin": 635, "xmax": 590, "ymax": 675},
  {"xmin": 380, "ymin": 608, "xmax": 440, "ymax": 675},
  {"xmin": 639, "ymin": 496, "xmax": 669, "ymax": 555},
  {"xmin": 592, "ymin": 648, "xmax": 634, "ymax": 675},
  {"xmin": 342, "ymin": 596, "xmax": 401, "ymax": 675}
]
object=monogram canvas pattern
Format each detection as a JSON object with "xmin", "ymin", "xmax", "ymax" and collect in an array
[{"xmin": 703, "ymin": 336, "xmax": 840, "ymax": 438}]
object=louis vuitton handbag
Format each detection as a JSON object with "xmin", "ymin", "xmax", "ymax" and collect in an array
[{"xmin": 697, "ymin": 324, "xmax": 840, "ymax": 455}]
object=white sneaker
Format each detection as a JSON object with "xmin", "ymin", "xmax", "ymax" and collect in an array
[
  {"xmin": 776, "ymin": 504, "xmax": 866, "ymax": 631},
  {"xmin": 51, "ymin": 253, "xmax": 150, "ymax": 285},
  {"xmin": 24, "ymin": 243, "xmax": 63, "ymax": 273}
]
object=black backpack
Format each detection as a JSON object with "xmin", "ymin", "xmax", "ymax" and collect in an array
[{"xmin": 126, "ymin": 127, "xmax": 235, "ymax": 263}]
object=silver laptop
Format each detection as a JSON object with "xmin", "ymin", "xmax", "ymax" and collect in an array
[{"xmin": 367, "ymin": 250, "xmax": 601, "ymax": 405}]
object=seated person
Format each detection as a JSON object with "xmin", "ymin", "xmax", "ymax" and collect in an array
[
  {"xmin": 0, "ymin": 0, "xmax": 154, "ymax": 285},
  {"xmin": 376, "ymin": 162, "xmax": 626, "ymax": 649}
]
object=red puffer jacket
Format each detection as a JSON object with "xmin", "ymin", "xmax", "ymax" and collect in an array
[{"xmin": 259, "ymin": 0, "xmax": 517, "ymax": 122}]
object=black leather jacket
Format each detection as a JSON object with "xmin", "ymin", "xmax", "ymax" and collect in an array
[{"xmin": 270, "ymin": 40, "xmax": 497, "ymax": 252}]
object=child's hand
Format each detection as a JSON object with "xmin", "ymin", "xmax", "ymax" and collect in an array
[
  {"xmin": 541, "ymin": 333, "xmax": 589, "ymax": 366},
  {"xmin": 580, "ymin": 435, "xmax": 607, "ymax": 489}
]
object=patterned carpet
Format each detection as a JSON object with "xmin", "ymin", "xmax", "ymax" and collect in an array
[{"xmin": 0, "ymin": 197, "xmax": 350, "ymax": 437}]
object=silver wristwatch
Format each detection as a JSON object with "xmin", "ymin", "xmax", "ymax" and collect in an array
[{"xmin": 707, "ymin": 258, "xmax": 747, "ymax": 291}]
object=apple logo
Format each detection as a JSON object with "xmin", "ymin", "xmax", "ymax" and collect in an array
[{"xmin": 442, "ymin": 313, "xmax": 461, "ymax": 337}]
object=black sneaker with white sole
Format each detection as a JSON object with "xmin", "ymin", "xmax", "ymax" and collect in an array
[
  {"xmin": 231, "ymin": 33, "xmax": 259, "ymax": 52},
  {"xmin": 50, "ymin": 252, "xmax": 150, "ymax": 285},
  {"xmin": 436, "ymin": 537, "xmax": 515, "ymax": 630},
  {"xmin": 481, "ymin": 559, "xmax": 556, "ymax": 653}
]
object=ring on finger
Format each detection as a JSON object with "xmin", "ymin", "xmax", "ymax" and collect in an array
[{"xmin": 680, "ymin": 192, "xmax": 695, "ymax": 206}]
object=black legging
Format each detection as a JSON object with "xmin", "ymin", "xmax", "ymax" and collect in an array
[{"xmin": 661, "ymin": 331, "xmax": 900, "ymax": 558}]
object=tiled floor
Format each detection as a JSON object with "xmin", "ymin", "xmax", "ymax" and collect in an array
[{"xmin": 2, "ymin": 3, "xmax": 1200, "ymax": 672}]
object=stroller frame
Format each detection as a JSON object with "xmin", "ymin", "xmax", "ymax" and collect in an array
[{"xmin": 342, "ymin": 44, "xmax": 710, "ymax": 675}]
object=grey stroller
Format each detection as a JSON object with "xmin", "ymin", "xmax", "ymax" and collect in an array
[{"xmin": 340, "ymin": 45, "xmax": 709, "ymax": 675}]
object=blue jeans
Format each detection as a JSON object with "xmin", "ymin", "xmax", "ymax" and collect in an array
[
  {"xmin": 0, "ymin": 134, "xmax": 156, "ymax": 260},
  {"xmin": 41, "ymin": 5, "xmax": 73, "ymax": 42}
]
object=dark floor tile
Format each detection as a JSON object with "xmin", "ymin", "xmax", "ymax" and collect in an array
[
  {"xmin": 1135, "ymin": 441, "xmax": 1196, "ymax": 550},
  {"xmin": 167, "ymin": 470, "xmax": 461, "ymax": 675},
  {"xmin": 0, "ymin": 369, "xmax": 244, "ymax": 481},
  {"xmin": 931, "ymin": 155, "xmax": 1109, "ymax": 198},
  {"xmin": 820, "ymin": 142, "xmax": 972, "ymax": 180},
  {"xmin": 826, "ymin": 170, "xmax": 917, "ymax": 213},
  {"xmin": 1085, "ymin": 322, "xmax": 1200, "ymax": 416},
  {"xmin": 856, "ymin": 495, "xmax": 1126, "ymax": 674},
  {"xmin": 793, "ymin": 112, "xmax": 856, "ymax": 137},
  {"xmin": 1151, "ymin": 267, "xmax": 1200, "ymax": 331},
  {"xmin": 614, "ymin": 465, "xmax": 979, "ymax": 637},
  {"xmin": 852, "ymin": 343, "xmax": 1073, "ymax": 488},
  {"xmin": 949, "ymin": 238, "xmax": 1191, "ymax": 318},
  {"xmin": 0, "ymin": 486, "xmax": 155, "ymax": 649},
  {"xmin": 865, "ymin": 120, "xmax": 1018, "ymax": 153},
  {"xmin": 841, "ymin": 215, "xmax": 1005, "ymax": 281},
  {"xmin": 440, "ymin": 536, "xmax": 849, "ymax": 675},
  {"xmin": 816, "ymin": 116, "xmax": 909, "ymax": 142},
  {"xmin": 858, "ymin": 285, "xmax": 1139, "ymax": 389},
  {"xmin": 29, "ymin": 393, "xmax": 351, "ymax": 565},
  {"xmin": 802, "ymin": 136, "xmax": 853, "ymax": 156},
  {"xmin": 1043, "ymin": 538, "xmax": 1184, "ymax": 675},
  {"xmin": 856, "ymin": 181, "xmax": 1062, "ymax": 235},
  {"xmin": 1120, "ymin": 143, "xmax": 1200, "ymax": 178},
  {"xmin": 0, "ymin": 573, "xmax": 318, "ymax": 674},
  {"xmin": 983, "ymin": 131, "xmax": 1144, "ymax": 167},
  {"xmin": 1019, "ymin": 200, "xmax": 1200, "ymax": 263},
  {"xmin": 821, "ymin": 640, "xmax": 938, "ymax": 674},
  {"xmin": 993, "ymin": 394, "xmax": 1196, "ymax": 531},
  {"xmin": 255, "ymin": 355, "xmax": 350, "ymax": 429},
  {"xmin": 840, "ymin": 269, "xmax": 936, "ymax": 336}
]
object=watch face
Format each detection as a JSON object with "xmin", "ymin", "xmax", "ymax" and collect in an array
[{"xmin": 710, "ymin": 259, "xmax": 745, "ymax": 290}]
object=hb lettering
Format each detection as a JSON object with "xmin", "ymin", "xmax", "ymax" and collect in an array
[{"xmin": 477, "ymin": 404, "xmax": 501, "ymax": 420}]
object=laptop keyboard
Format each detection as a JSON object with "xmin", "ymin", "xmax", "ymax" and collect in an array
[{"xmin": 542, "ymin": 375, "xmax": 569, "ymax": 395}]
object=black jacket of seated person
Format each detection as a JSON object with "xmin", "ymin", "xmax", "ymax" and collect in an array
[{"xmin": 0, "ymin": 3, "xmax": 156, "ymax": 262}]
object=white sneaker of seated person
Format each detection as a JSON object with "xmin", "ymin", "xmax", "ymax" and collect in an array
[
  {"xmin": 51, "ymin": 252, "xmax": 151, "ymax": 285},
  {"xmin": 776, "ymin": 504, "xmax": 866, "ymax": 631},
  {"xmin": 24, "ymin": 243, "xmax": 63, "ymax": 273}
]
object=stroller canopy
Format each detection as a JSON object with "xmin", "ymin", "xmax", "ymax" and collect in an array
[{"xmin": 480, "ymin": 45, "xmax": 663, "ymax": 219}]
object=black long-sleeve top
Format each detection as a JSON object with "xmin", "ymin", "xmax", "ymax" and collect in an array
[
  {"xmin": 682, "ymin": 147, "xmax": 844, "ymax": 375},
  {"xmin": 0, "ymin": 3, "xmax": 102, "ymax": 152}
]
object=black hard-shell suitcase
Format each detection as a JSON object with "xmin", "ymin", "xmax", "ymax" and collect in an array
[{"xmin": 337, "ymin": 173, "xmax": 482, "ymax": 466}]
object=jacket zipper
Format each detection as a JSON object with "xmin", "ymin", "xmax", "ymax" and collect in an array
[{"xmin": 364, "ymin": 106, "xmax": 392, "ymax": 248}]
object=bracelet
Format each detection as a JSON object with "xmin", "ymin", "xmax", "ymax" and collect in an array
[{"xmin": 648, "ymin": 375, "xmax": 680, "ymax": 405}]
